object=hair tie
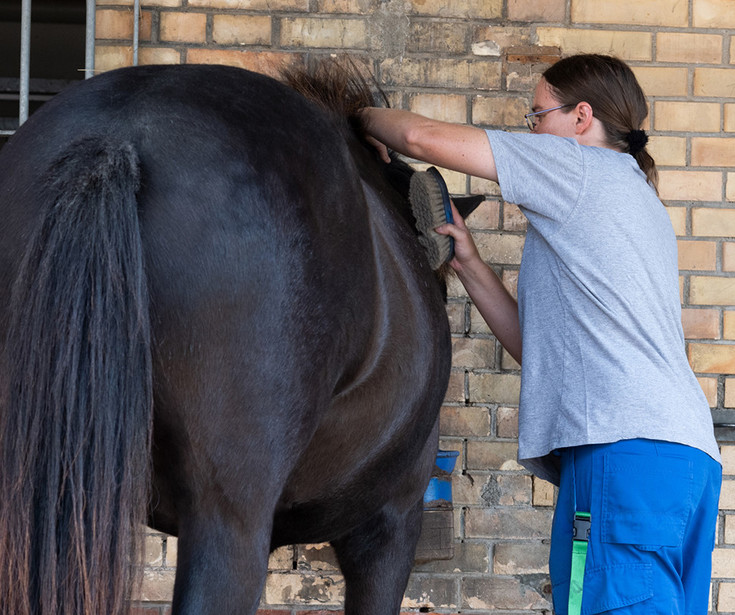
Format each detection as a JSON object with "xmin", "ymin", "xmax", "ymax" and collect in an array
[{"xmin": 626, "ymin": 129, "xmax": 648, "ymax": 155}]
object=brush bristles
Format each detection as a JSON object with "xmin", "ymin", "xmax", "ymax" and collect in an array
[{"xmin": 409, "ymin": 171, "xmax": 453, "ymax": 269}]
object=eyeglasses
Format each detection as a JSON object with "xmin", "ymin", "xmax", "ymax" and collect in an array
[{"xmin": 524, "ymin": 104, "xmax": 574, "ymax": 131}]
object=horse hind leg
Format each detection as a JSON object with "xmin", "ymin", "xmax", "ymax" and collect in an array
[
  {"xmin": 331, "ymin": 500, "xmax": 424, "ymax": 615},
  {"xmin": 170, "ymin": 508, "xmax": 273, "ymax": 615}
]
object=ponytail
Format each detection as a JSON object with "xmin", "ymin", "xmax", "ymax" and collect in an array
[{"xmin": 543, "ymin": 54, "xmax": 659, "ymax": 193}]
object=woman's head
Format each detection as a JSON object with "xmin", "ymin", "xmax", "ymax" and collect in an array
[{"xmin": 541, "ymin": 54, "xmax": 658, "ymax": 191}]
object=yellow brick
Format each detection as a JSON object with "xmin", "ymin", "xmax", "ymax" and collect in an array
[
  {"xmin": 474, "ymin": 233, "xmax": 525, "ymax": 265},
  {"xmin": 727, "ymin": 312, "xmax": 735, "ymax": 341},
  {"xmin": 468, "ymin": 373, "xmax": 521, "ymax": 405},
  {"xmin": 656, "ymin": 32, "xmax": 722, "ymax": 64},
  {"xmin": 408, "ymin": 94, "xmax": 468, "ymax": 124},
  {"xmin": 727, "ymin": 377, "xmax": 735, "ymax": 407},
  {"xmin": 504, "ymin": 203, "xmax": 528, "ymax": 232},
  {"xmin": 654, "ymin": 101, "xmax": 720, "ymax": 133},
  {"xmin": 166, "ymin": 536, "xmax": 177, "ymax": 565},
  {"xmin": 722, "ymin": 446, "xmax": 735, "ymax": 474},
  {"xmin": 134, "ymin": 569, "xmax": 176, "ymax": 602},
  {"xmin": 508, "ymin": 0, "xmax": 565, "ymax": 21},
  {"xmin": 186, "ymin": 49, "xmax": 300, "ymax": 78},
  {"xmin": 720, "ymin": 479, "xmax": 735, "ymax": 509},
  {"xmin": 693, "ymin": 0, "xmax": 735, "ymax": 28},
  {"xmin": 678, "ymin": 240, "xmax": 717, "ymax": 271},
  {"xmin": 280, "ymin": 17, "xmax": 367, "ymax": 48},
  {"xmin": 504, "ymin": 269, "xmax": 519, "ymax": 298},
  {"xmin": 269, "ymin": 546, "xmax": 294, "ymax": 570},
  {"xmin": 649, "ymin": 136, "xmax": 686, "ymax": 167},
  {"xmin": 160, "ymin": 12, "xmax": 206, "ymax": 44},
  {"xmin": 692, "ymin": 138, "xmax": 735, "ymax": 167},
  {"xmin": 379, "ymin": 58, "xmax": 502, "ymax": 91},
  {"xmin": 692, "ymin": 208, "xmax": 735, "ymax": 237},
  {"xmin": 461, "ymin": 198, "xmax": 500, "ymax": 231},
  {"xmin": 94, "ymin": 45, "xmax": 133, "ymax": 73},
  {"xmin": 96, "ymin": 9, "xmax": 134, "ymax": 40},
  {"xmin": 532, "ymin": 476, "xmax": 556, "ymax": 506},
  {"xmin": 632, "ymin": 66, "xmax": 688, "ymax": 97},
  {"xmin": 408, "ymin": 0, "xmax": 502, "ymax": 18},
  {"xmin": 694, "ymin": 68, "xmax": 735, "ymax": 98},
  {"xmin": 189, "ymin": 0, "xmax": 307, "ymax": 7},
  {"xmin": 690, "ymin": 276, "xmax": 735, "ymax": 306},
  {"xmin": 472, "ymin": 26, "xmax": 533, "ymax": 54},
  {"xmin": 697, "ymin": 376, "xmax": 718, "ymax": 406},
  {"xmin": 666, "ymin": 205, "xmax": 687, "ymax": 236},
  {"xmin": 472, "ymin": 96, "xmax": 529, "ymax": 129},
  {"xmin": 682, "ymin": 308, "xmax": 720, "ymax": 339},
  {"xmin": 572, "ymin": 0, "xmax": 687, "ymax": 26},
  {"xmin": 729, "ymin": 173, "xmax": 735, "ymax": 202},
  {"xmin": 470, "ymin": 175, "xmax": 502, "ymax": 197},
  {"xmin": 144, "ymin": 533, "xmax": 164, "ymax": 566},
  {"xmin": 659, "ymin": 171, "xmax": 722, "ymax": 202},
  {"xmin": 689, "ymin": 342, "xmax": 735, "ymax": 374},
  {"xmin": 711, "ymin": 549, "xmax": 735, "ymax": 578},
  {"xmin": 212, "ymin": 15, "xmax": 271, "ymax": 46},
  {"xmin": 408, "ymin": 21, "xmax": 469, "ymax": 55},
  {"xmin": 536, "ymin": 27, "xmax": 652, "ymax": 60},
  {"xmin": 727, "ymin": 514, "xmax": 735, "ymax": 543},
  {"xmin": 138, "ymin": 47, "xmax": 181, "ymax": 65},
  {"xmin": 726, "ymin": 104, "xmax": 735, "ymax": 133},
  {"xmin": 317, "ymin": 0, "xmax": 372, "ymax": 10},
  {"xmin": 725, "ymin": 242, "xmax": 735, "ymax": 272}
]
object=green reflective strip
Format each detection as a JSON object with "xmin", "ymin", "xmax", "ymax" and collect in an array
[{"xmin": 568, "ymin": 512, "xmax": 591, "ymax": 615}]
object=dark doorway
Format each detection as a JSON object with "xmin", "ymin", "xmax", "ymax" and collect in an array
[{"xmin": 0, "ymin": 0, "xmax": 86, "ymax": 148}]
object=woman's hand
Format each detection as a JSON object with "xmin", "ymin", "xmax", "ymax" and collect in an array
[
  {"xmin": 364, "ymin": 134, "xmax": 391, "ymax": 164},
  {"xmin": 435, "ymin": 201, "xmax": 483, "ymax": 274}
]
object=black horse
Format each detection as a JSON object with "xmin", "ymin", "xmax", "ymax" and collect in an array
[{"xmin": 0, "ymin": 61, "xmax": 477, "ymax": 615}]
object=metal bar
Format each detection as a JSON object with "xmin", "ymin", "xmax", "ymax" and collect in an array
[
  {"xmin": 133, "ymin": 0, "xmax": 140, "ymax": 66},
  {"xmin": 85, "ymin": 0, "xmax": 95, "ymax": 78},
  {"xmin": 19, "ymin": 0, "xmax": 31, "ymax": 125}
]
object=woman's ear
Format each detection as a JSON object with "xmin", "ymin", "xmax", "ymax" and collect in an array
[{"xmin": 574, "ymin": 101, "xmax": 595, "ymax": 134}]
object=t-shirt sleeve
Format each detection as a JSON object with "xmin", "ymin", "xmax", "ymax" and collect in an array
[{"xmin": 486, "ymin": 130, "xmax": 586, "ymax": 236}]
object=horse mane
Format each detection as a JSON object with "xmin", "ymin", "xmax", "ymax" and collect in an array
[
  {"xmin": 280, "ymin": 58, "xmax": 388, "ymax": 136},
  {"xmin": 281, "ymin": 58, "xmax": 457, "ymax": 286}
]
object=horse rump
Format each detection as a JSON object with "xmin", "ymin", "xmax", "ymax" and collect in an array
[{"xmin": 0, "ymin": 137, "xmax": 152, "ymax": 615}]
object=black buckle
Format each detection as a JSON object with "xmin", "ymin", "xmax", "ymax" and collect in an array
[{"xmin": 573, "ymin": 513, "xmax": 591, "ymax": 542}]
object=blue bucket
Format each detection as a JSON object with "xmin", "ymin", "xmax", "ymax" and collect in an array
[{"xmin": 423, "ymin": 449, "xmax": 459, "ymax": 508}]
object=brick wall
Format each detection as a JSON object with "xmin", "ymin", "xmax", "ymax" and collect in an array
[{"xmin": 94, "ymin": 0, "xmax": 735, "ymax": 612}]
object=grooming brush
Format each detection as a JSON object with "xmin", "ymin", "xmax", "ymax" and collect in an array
[{"xmin": 409, "ymin": 166, "xmax": 454, "ymax": 269}]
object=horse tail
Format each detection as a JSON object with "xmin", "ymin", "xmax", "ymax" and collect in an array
[{"xmin": 0, "ymin": 138, "xmax": 152, "ymax": 615}]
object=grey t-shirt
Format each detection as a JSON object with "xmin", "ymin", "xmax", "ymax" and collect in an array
[{"xmin": 486, "ymin": 130, "xmax": 720, "ymax": 485}]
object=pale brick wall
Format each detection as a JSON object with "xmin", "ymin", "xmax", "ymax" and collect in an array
[{"xmin": 94, "ymin": 0, "xmax": 735, "ymax": 613}]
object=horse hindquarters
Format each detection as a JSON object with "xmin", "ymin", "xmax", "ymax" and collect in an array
[{"xmin": 0, "ymin": 139, "xmax": 152, "ymax": 615}]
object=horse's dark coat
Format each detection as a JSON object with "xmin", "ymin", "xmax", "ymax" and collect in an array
[{"xmin": 0, "ymin": 63, "xmax": 452, "ymax": 615}]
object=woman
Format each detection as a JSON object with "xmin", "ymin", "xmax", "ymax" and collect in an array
[{"xmin": 361, "ymin": 54, "xmax": 721, "ymax": 614}]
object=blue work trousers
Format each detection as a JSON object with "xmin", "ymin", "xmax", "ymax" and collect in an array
[{"xmin": 549, "ymin": 439, "xmax": 721, "ymax": 615}]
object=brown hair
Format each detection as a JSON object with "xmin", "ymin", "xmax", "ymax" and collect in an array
[{"xmin": 543, "ymin": 54, "xmax": 658, "ymax": 192}]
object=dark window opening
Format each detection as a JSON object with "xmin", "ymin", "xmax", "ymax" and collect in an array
[{"xmin": 0, "ymin": 0, "xmax": 86, "ymax": 149}]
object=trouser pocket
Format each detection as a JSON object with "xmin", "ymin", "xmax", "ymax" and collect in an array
[{"xmin": 602, "ymin": 451, "xmax": 693, "ymax": 550}]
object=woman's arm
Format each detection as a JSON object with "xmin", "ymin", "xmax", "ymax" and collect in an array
[
  {"xmin": 360, "ymin": 107, "xmax": 499, "ymax": 183},
  {"xmin": 360, "ymin": 108, "xmax": 520, "ymax": 361},
  {"xmin": 438, "ymin": 204, "xmax": 522, "ymax": 364}
]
